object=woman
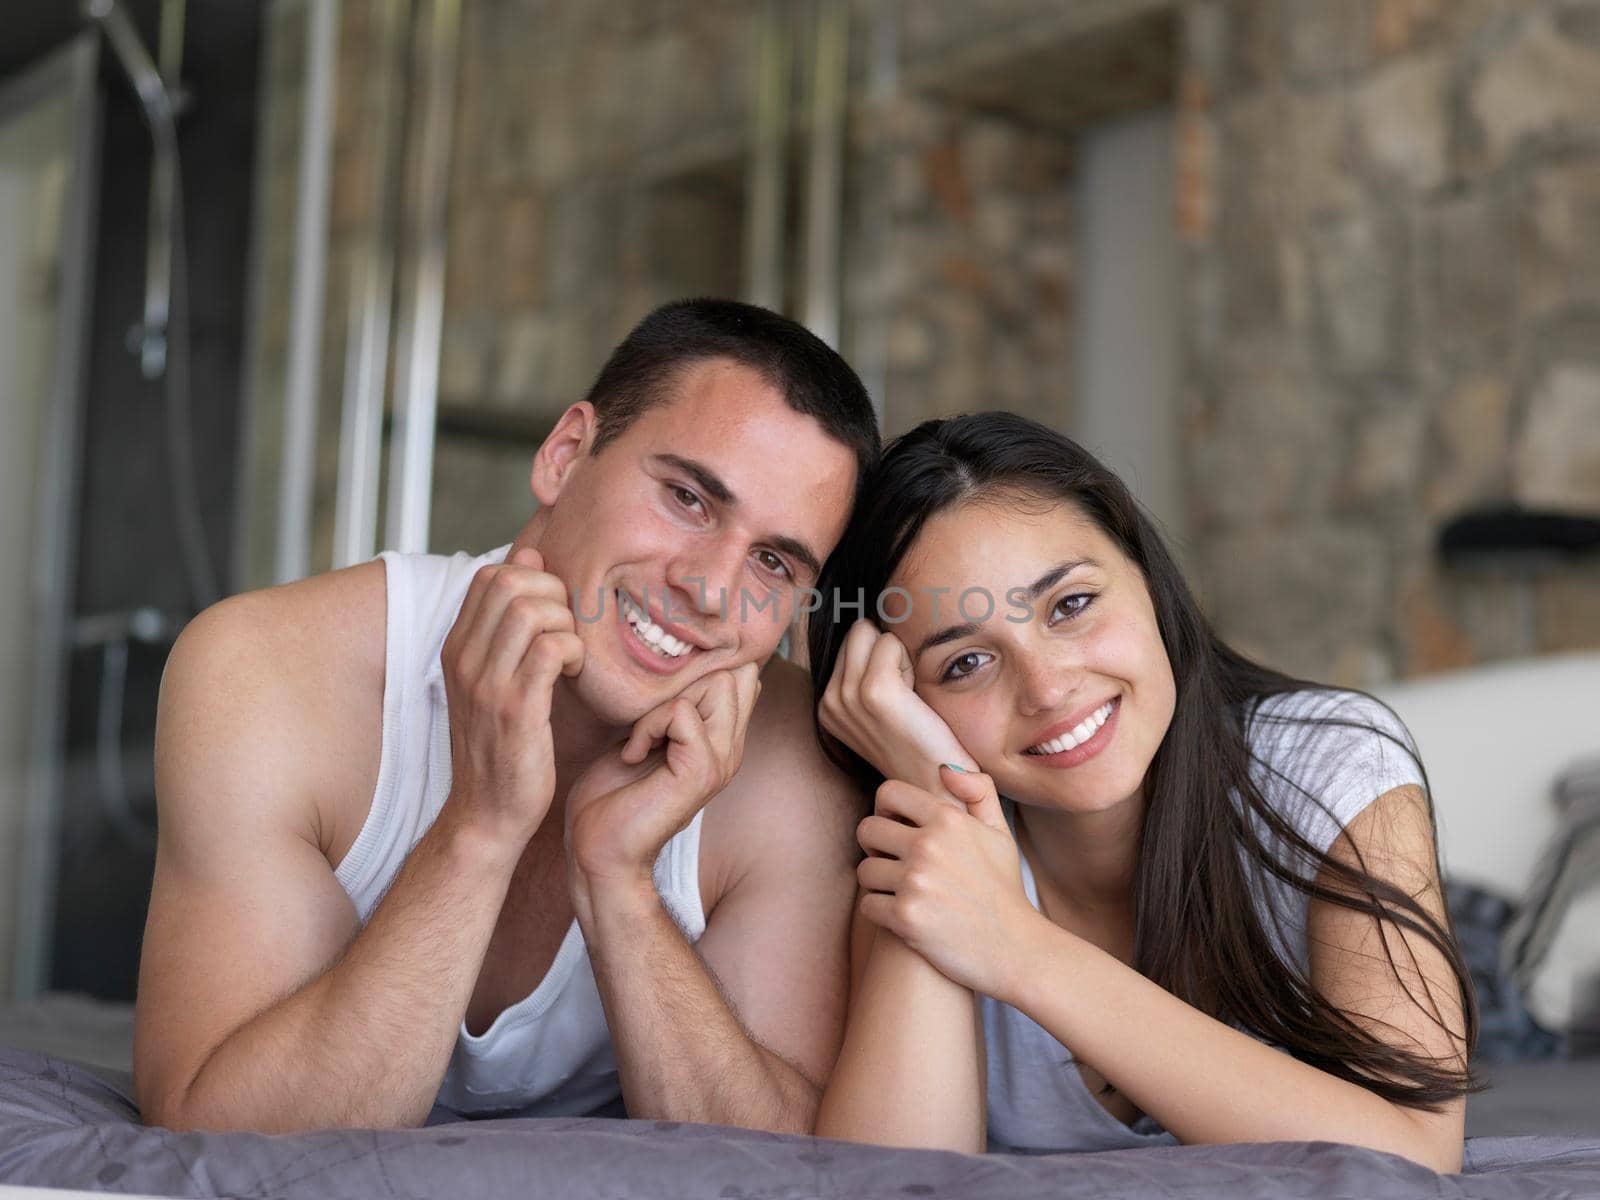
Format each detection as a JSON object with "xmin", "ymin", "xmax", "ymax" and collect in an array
[{"xmin": 808, "ymin": 412, "xmax": 1476, "ymax": 1170}]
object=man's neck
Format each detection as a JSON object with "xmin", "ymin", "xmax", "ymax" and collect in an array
[{"xmin": 548, "ymin": 675, "xmax": 629, "ymax": 787}]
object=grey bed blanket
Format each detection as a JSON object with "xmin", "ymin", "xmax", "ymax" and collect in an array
[{"xmin": 2, "ymin": 1048, "xmax": 1597, "ymax": 1199}]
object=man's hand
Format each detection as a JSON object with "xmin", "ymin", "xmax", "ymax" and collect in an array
[
  {"xmin": 439, "ymin": 546, "xmax": 583, "ymax": 846},
  {"xmin": 818, "ymin": 620, "xmax": 978, "ymax": 792},
  {"xmin": 566, "ymin": 663, "xmax": 761, "ymax": 897}
]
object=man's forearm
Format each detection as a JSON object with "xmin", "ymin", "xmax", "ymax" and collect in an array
[
  {"xmin": 149, "ymin": 810, "xmax": 520, "ymax": 1133},
  {"xmin": 577, "ymin": 881, "xmax": 818, "ymax": 1133}
]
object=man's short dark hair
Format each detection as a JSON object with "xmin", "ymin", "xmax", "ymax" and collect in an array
[{"xmin": 584, "ymin": 298, "xmax": 881, "ymax": 506}]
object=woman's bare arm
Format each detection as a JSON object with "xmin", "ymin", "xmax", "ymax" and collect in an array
[{"xmin": 998, "ymin": 785, "xmax": 1467, "ymax": 1171}]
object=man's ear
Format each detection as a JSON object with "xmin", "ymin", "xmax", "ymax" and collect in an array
[{"xmin": 531, "ymin": 402, "xmax": 597, "ymax": 505}]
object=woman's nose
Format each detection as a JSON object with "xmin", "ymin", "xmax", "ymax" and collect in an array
[{"xmin": 1014, "ymin": 650, "xmax": 1074, "ymax": 718}]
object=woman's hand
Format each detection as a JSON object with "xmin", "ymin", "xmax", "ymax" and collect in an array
[
  {"xmin": 819, "ymin": 620, "xmax": 978, "ymax": 790},
  {"xmin": 856, "ymin": 766, "xmax": 1046, "ymax": 1000}
]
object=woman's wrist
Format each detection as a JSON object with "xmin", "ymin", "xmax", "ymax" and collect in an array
[{"xmin": 995, "ymin": 905, "xmax": 1075, "ymax": 1011}]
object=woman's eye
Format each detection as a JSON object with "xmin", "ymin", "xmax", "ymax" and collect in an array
[
  {"xmin": 940, "ymin": 651, "xmax": 990, "ymax": 682},
  {"xmin": 1051, "ymin": 593, "xmax": 1095, "ymax": 623}
]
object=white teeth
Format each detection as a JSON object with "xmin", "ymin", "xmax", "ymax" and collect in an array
[
  {"xmin": 1026, "ymin": 700, "xmax": 1115, "ymax": 756},
  {"xmin": 619, "ymin": 592, "xmax": 691, "ymax": 659}
]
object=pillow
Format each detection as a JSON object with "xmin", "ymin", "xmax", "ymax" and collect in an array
[{"xmin": 1504, "ymin": 759, "xmax": 1600, "ymax": 1041}]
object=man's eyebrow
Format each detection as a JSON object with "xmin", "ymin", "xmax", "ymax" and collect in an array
[
  {"xmin": 915, "ymin": 559, "xmax": 1099, "ymax": 659},
  {"xmin": 769, "ymin": 535, "xmax": 822, "ymax": 579},
  {"xmin": 652, "ymin": 453, "xmax": 821, "ymax": 577},
  {"xmin": 654, "ymin": 454, "xmax": 735, "ymax": 505}
]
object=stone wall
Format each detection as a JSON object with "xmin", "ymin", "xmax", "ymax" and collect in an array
[
  {"xmin": 844, "ymin": 92, "xmax": 1076, "ymax": 437},
  {"xmin": 1179, "ymin": 0, "xmax": 1600, "ymax": 682},
  {"xmin": 243, "ymin": 0, "xmax": 1600, "ymax": 681},
  {"xmin": 428, "ymin": 0, "xmax": 756, "ymax": 554}
]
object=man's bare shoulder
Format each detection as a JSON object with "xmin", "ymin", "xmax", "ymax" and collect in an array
[
  {"xmin": 699, "ymin": 654, "xmax": 866, "ymax": 896},
  {"xmin": 158, "ymin": 560, "xmax": 388, "ymax": 859},
  {"xmin": 736, "ymin": 654, "xmax": 844, "ymax": 787},
  {"xmin": 179, "ymin": 560, "xmax": 385, "ymax": 667}
]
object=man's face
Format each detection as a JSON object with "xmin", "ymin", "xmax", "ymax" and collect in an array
[{"xmin": 534, "ymin": 358, "xmax": 858, "ymax": 726}]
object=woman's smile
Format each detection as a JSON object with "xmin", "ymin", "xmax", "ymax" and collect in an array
[{"xmin": 1019, "ymin": 696, "xmax": 1121, "ymax": 767}]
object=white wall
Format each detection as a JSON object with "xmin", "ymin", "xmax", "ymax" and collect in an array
[{"xmin": 1074, "ymin": 109, "xmax": 1184, "ymax": 551}]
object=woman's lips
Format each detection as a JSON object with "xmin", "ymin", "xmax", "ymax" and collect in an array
[{"xmin": 1022, "ymin": 698, "xmax": 1120, "ymax": 769}]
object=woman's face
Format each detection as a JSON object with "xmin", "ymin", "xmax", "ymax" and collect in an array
[{"xmin": 887, "ymin": 496, "xmax": 1177, "ymax": 813}]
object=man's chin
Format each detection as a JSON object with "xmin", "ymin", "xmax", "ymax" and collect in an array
[{"xmin": 561, "ymin": 666, "xmax": 674, "ymax": 730}]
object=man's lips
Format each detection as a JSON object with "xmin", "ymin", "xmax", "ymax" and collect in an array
[
  {"xmin": 617, "ymin": 588, "xmax": 710, "ymax": 650},
  {"xmin": 616, "ymin": 600, "xmax": 698, "ymax": 675}
]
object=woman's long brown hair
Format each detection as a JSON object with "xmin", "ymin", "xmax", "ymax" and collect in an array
[{"xmin": 808, "ymin": 411, "xmax": 1479, "ymax": 1109}]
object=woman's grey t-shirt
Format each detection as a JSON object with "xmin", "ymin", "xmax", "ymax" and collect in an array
[{"xmin": 981, "ymin": 688, "xmax": 1427, "ymax": 1153}]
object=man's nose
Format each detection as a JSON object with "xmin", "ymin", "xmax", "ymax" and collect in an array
[{"xmin": 666, "ymin": 540, "xmax": 745, "ymax": 620}]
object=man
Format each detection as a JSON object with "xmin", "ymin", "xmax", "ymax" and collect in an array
[{"xmin": 133, "ymin": 299, "xmax": 879, "ymax": 1134}]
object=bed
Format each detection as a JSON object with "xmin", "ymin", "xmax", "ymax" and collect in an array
[{"xmin": 0, "ymin": 1042, "xmax": 1595, "ymax": 1199}]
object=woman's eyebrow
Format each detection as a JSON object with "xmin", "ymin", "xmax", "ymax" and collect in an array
[
  {"xmin": 916, "ymin": 622, "xmax": 981, "ymax": 659},
  {"xmin": 1026, "ymin": 558, "xmax": 1098, "ymax": 600},
  {"xmin": 913, "ymin": 559, "xmax": 1100, "ymax": 660}
]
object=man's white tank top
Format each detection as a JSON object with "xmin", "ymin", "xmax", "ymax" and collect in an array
[{"xmin": 332, "ymin": 544, "xmax": 707, "ymax": 1117}]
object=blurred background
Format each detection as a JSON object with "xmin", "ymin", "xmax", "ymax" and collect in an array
[{"xmin": 3, "ymin": 0, "xmax": 1599, "ymax": 1014}]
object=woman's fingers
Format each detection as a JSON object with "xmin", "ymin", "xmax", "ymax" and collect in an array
[
  {"xmin": 857, "ymin": 891, "xmax": 900, "ymax": 936},
  {"xmin": 856, "ymin": 854, "xmax": 904, "ymax": 894},
  {"xmin": 836, "ymin": 618, "xmax": 880, "ymax": 699},
  {"xmin": 861, "ymin": 628, "xmax": 912, "ymax": 710},
  {"xmin": 857, "ymin": 813, "xmax": 915, "ymax": 859},
  {"xmin": 873, "ymin": 779, "xmax": 946, "ymax": 827},
  {"xmin": 936, "ymin": 766, "xmax": 1007, "ymax": 831}
]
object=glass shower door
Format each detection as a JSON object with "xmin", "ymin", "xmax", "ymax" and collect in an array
[{"xmin": 0, "ymin": 37, "xmax": 101, "ymax": 1000}]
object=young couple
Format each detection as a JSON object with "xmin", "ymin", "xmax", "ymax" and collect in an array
[{"xmin": 135, "ymin": 300, "xmax": 1475, "ymax": 1169}]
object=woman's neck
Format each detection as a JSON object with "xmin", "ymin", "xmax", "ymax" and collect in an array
[{"xmin": 1015, "ymin": 794, "xmax": 1144, "ymax": 918}]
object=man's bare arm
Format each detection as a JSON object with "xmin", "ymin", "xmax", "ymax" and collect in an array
[
  {"xmin": 578, "ymin": 884, "xmax": 824, "ymax": 1131},
  {"xmin": 138, "ymin": 787, "xmax": 521, "ymax": 1132},
  {"xmin": 572, "ymin": 659, "xmax": 858, "ymax": 1131},
  {"xmin": 136, "ymin": 551, "xmax": 580, "ymax": 1132}
]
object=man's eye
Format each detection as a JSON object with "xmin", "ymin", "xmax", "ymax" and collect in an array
[
  {"xmin": 940, "ymin": 651, "xmax": 990, "ymax": 682},
  {"xmin": 670, "ymin": 485, "xmax": 703, "ymax": 511},
  {"xmin": 754, "ymin": 549, "xmax": 790, "ymax": 577}
]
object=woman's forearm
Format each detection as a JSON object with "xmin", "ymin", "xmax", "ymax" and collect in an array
[
  {"xmin": 815, "ymin": 922, "xmax": 985, "ymax": 1151},
  {"xmin": 1002, "ymin": 921, "xmax": 1464, "ymax": 1172}
]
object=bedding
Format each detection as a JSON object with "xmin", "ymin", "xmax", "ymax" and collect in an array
[{"xmin": 1, "ymin": 1047, "xmax": 1597, "ymax": 1199}]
